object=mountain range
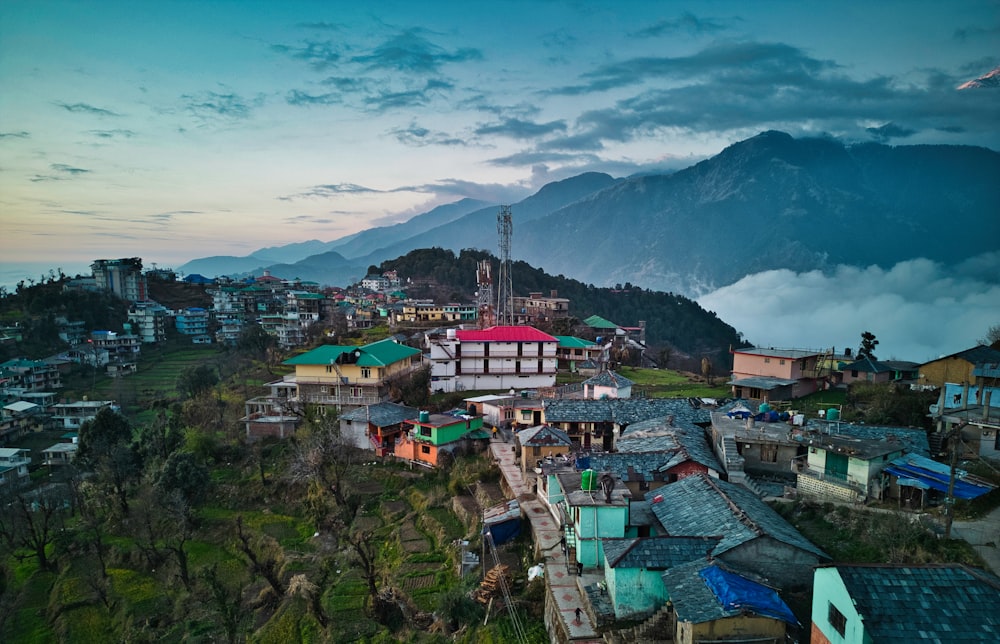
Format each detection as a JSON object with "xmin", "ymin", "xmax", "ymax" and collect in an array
[{"xmin": 179, "ymin": 131, "xmax": 1000, "ymax": 297}]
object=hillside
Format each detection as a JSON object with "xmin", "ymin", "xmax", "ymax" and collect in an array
[{"xmin": 381, "ymin": 248, "xmax": 745, "ymax": 365}]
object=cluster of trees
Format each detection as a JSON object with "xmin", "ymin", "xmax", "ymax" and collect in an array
[{"xmin": 0, "ymin": 277, "xmax": 129, "ymax": 362}]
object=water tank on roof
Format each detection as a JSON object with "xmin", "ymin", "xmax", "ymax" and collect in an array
[
  {"xmin": 446, "ymin": 328, "xmax": 457, "ymax": 339},
  {"xmin": 581, "ymin": 469, "xmax": 596, "ymax": 491},
  {"xmin": 758, "ymin": 403, "xmax": 771, "ymax": 413},
  {"xmin": 419, "ymin": 410, "xmax": 430, "ymax": 423},
  {"xmin": 826, "ymin": 408, "xmax": 840, "ymax": 421}
]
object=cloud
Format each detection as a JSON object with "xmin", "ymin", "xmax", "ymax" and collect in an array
[
  {"xmin": 30, "ymin": 163, "xmax": 92, "ymax": 182},
  {"xmin": 89, "ymin": 129, "xmax": 136, "ymax": 138},
  {"xmin": 0, "ymin": 131, "xmax": 30, "ymax": 139},
  {"xmin": 697, "ymin": 254, "xmax": 1000, "ymax": 363},
  {"xmin": 279, "ymin": 183, "xmax": 382, "ymax": 200},
  {"xmin": 283, "ymin": 214, "xmax": 335, "ymax": 224},
  {"xmin": 182, "ymin": 90, "xmax": 263, "ymax": 120},
  {"xmin": 630, "ymin": 12, "xmax": 730, "ymax": 38},
  {"xmin": 475, "ymin": 118, "xmax": 568, "ymax": 139},
  {"xmin": 54, "ymin": 102, "xmax": 121, "ymax": 117},
  {"xmin": 866, "ymin": 122, "xmax": 916, "ymax": 142},
  {"xmin": 296, "ymin": 22, "xmax": 343, "ymax": 32},
  {"xmin": 271, "ymin": 40, "xmax": 342, "ymax": 71},
  {"xmin": 550, "ymin": 41, "xmax": 837, "ymax": 96},
  {"xmin": 390, "ymin": 122, "xmax": 466, "ymax": 147},
  {"xmin": 285, "ymin": 90, "xmax": 341, "ymax": 106},
  {"xmin": 350, "ymin": 29, "xmax": 482, "ymax": 74}
]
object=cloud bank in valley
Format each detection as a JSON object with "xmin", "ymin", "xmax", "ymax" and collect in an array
[{"xmin": 697, "ymin": 254, "xmax": 1000, "ymax": 363}]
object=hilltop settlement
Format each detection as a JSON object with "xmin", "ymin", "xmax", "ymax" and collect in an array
[{"xmin": 2, "ymin": 257, "xmax": 999, "ymax": 643}]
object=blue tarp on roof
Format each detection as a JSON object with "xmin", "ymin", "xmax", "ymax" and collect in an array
[
  {"xmin": 700, "ymin": 566, "xmax": 798, "ymax": 625},
  {"xmin": 483, "ymin": 499, "xmax": 522, "ymax": 546},
  {"xmin": 885, "ymin": 454, "xmax": 995, "ymax": 500}
]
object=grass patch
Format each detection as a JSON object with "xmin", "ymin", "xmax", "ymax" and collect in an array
[{"xmin": 617, "ymin": 366, "xmax": 731, "ymax": 399}]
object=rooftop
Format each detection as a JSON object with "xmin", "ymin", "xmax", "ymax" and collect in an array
[{"xmin": 827, "ymin": 564, "xmax": 1000, "ymax": 641}]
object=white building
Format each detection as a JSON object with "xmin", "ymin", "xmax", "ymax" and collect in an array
[{"xmin": 427, "ymin": 325, "xmax": 558, "ymax": 393}]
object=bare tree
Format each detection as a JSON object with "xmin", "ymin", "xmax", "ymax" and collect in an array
[
  {"xmin": 235, "ymin": 516, "xmax": 287, "ymax": 600},
  {"xmin": 0, "ymin": 487, "xmax": 69, "ymax": 572}
]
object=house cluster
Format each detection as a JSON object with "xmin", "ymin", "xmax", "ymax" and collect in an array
[{"xmin": 287, "ymin": 336, "xmax": 999, "ymax": 641}]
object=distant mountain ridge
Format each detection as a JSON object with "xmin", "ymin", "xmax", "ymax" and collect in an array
[{"xmin": 179, "ymin": 132, "xmax": 1000, "ymax": 296}]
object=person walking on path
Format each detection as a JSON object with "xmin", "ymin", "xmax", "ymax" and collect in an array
[{"xmin": 574, "ymin": 607, "xmax": 582, "ymax": 624}]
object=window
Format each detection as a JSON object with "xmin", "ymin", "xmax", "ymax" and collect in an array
[
  {"xmin": 764, "ymin": 357, "xmax": 771, "ymax": 363},
  {"xmin": 361, "ymin": 368, "xmax": 371, "ymax": 379},
  {"xmin": 419, "ymin": 427, "xmax": 431, "ymax": 437},
  {"xmin": 828, "ymin": 602, "xmax": 847, "ymax": 637},
  {"xmin": 779, "ymin": 359, "xmax": 786, "ymax": 365},
  {"xmin": 760, "ymin": 444, "xmax": 778, "ymax": 463},
  {"xmin": 325, "ymin": 365, "xmax": 334, "ymax": 373},
  {"xmin": 420, "ymin": 445, "xmax": 430, "ymax": 454}
]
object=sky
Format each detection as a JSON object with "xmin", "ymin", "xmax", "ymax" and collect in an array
[{"xmin": 1, "ymin": 1, "xmax": 998, "ymax": 360}]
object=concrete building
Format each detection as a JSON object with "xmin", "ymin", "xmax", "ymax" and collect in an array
[
  {"xmin": 91, "ymin": 257, "xmax": 147, "ymax": 301},
  {"xmin": 427, "ymin": 325, "xmax": 558, "ymax": 394}
]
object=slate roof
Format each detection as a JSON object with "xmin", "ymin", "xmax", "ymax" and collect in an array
[
  {"xmin": 340, "ymin": 402, "xmax": 419, "ymax": 427},
  {"xmin": 618, "ymin": 416, "xmax": 723, "ymax": 472},
  {"xmin": 661, "ymin": 559, "xmax": 798, "ymax": 625},
  {"xmin": 583, "ymin": 370, "xmax": 634, "ymax": 389},
  {"xmin": 804, "ymin": 422, "xmax": 929, "ymax": 456},
  {"xmin": 645, "ymin": 474, "xmax": 828, "ymax": 560},
  {"xmin": 517, "ymin": 424, "xmax": 572, "ymax": 447},
  {"xmin": 283, "ymin": 338, "xmax": 420, "ymax": 367},
  {"xmin": 603, "ymin": 536, "xmax": 720, "ymax": 569},
  {"xmin": 543, "ymin": 398, "xmax": 709, "ymax": 428},
  {"xmin": 831, "ymin": 564, "xmax": 1000, "ymax": 641}
]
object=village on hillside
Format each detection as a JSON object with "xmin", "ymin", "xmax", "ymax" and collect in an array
[{"xmin": 2, "ymin": 257, "xmax": 1000, "ymax": 643}]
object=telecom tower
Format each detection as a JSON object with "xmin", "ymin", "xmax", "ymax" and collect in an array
[
  {"xmin": 496, "ymin": 205, "xmax": 514, "ymax": 326},
  {"xmin": 475, "ymin": 258, "xmax": 494, "ymax": 329}
]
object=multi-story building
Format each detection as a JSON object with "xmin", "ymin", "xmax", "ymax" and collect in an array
[
  {"xmin": 512, "ymin": 290, "xmax": 570, "ymax": 325},
  {"xmin": 728, "ymin": 347, "xmax": 830, "ymax": 402},
  {"xmin": 91, "ymin": 257, "xmax": 147, "ymax": 301},
  {"xmin": 51, "ymin": 399, "xmax": 115, "ymax": 430},
  {"xmin": 175, "ymin": 307, "xmax": 210, "ymax": 336},
  {"xmin": 275, "ymin": 338, "xmax": 423, "ymax": 411},
  {"xmin": 89, "ymin": 330, "xmax": 141, "ymax": 364},
  {"xmin": 127, "ymin": 301, "xmax": 169, "ymax": 343},
  {"xmin": 427, "ymin": 325, "xmax": 558, "ymax": 393},
  {"xmin": 0, "ymin": 358, "xmax": 63, "ymax": 393},
  {"xmin": 397, "ymin": 302, "xmax": 478, "ymax": 324}
]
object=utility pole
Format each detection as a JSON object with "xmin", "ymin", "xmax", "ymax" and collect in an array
[{"xmin": 944, "ymin": 420, "xmax": 969, "ymax": 539}]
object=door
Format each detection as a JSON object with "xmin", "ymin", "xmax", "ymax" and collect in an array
[{"xmin": 825, "ymin": 452, "xmax": 848, "ymax": 481}]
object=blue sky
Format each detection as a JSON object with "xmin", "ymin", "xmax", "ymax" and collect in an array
[{"xmin": 2, "ymin": 0, "xmax": 997, "ymax": 268}]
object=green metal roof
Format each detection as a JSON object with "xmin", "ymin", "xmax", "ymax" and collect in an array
[
  {"xmin": 283, "ymin": 338, "xmax": 421, "ymax": 367},
  {"xmin": 555, "ymin": 335, "xmax": 597, "ymax": 349},
  {"xmin": 582, "ymin": 315, "xmax": 619, "ymax": 329}
]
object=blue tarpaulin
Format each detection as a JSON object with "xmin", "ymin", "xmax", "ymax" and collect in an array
[
  {"xmin": 884, "ymin": 453, "xmax": 995, "ymax": 500},
  {"xmin": 483, "ymin": 499, "xmax": 522, "ymax": 546},
  {"xmin": 700, "ymin": 565, "xmax": 799, "ymax": 625}
]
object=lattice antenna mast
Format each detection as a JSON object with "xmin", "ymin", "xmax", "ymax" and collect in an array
[
  {"xmin": 476, "ymin": 259, "xmax": 494, "ymax": 329},
  {"xmin": 496, "ymin": 205, "xmax": 514, "ymax": 326}
]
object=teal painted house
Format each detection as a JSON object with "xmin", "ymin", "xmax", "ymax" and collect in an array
[
  {"xmin": 811, "ymin": 564, "xmax": 1000, "ymax": 644},
  {"xmin": 602, "ymin": 536, "xmax": 720, "ymax": 619},
  {"xmin": 555, "ymin": 470, "xmax": 631, "ymax": 567}
]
